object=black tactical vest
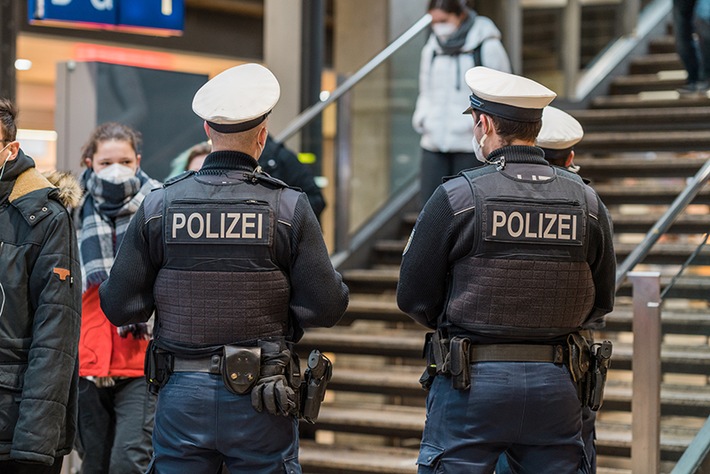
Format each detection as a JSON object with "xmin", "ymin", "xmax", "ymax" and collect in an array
[
  {"xmin": 443, "ymin": 164, "xmax": 597, "ymax": 339},
  {"xmin": 145, "ymin": 170, "xmax": 299, "ymax": 350}
]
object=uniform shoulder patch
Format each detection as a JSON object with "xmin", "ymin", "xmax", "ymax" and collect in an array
[
  {"xmin": 252, "ymin": 170, "xmax": 290, "ymax": 189},
  {"xmin": 163, "ymin": 171, "xmax": 195, "ymax": 187}
]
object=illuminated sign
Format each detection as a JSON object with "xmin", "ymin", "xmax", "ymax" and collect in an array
[{"xmin": 28, "ymin": 0, "xmax": 185, "ymax": 36}]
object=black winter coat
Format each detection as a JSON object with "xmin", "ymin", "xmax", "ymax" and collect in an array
[{"xmin": 0, "ymin": 151, "xmax": 82, "ymax": 465}]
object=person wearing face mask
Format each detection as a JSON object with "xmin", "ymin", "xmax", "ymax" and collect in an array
[
  {"xmin": 413, "ymin": 0, "xmax": 511, "ymax": 206},
  {"xmin": 397, "ymin": 67, "xmax": 616, "ymax": 473},
  {"xmin": 98, "ymin": 64, "xmax": 348, "ymax": 473},
  {"xmin": 75, "ymin": 122, "xmax": 160, "ymax": 474},
  {"xmin": 0, "ymin": 98, "xmax": 82, "ymax": 473},
  {"xmin": 496, "ymin": 105, "xmax": 601, "ymax": 474}
]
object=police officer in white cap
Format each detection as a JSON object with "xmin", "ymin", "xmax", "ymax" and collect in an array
[
  {"xmin": 537, "ymin": 105, "xmax": 584, "ymax": 173},
  {"xmin": 397, "ymin": 67, "xmax": 615, "ymax": 473},
  {"xmin": 496, "ymin": 105, "xmax": 600, "ymax": 474},
  {"xmin": 99, "ymin": 63, "xmax": 349, "ymax": 473}
]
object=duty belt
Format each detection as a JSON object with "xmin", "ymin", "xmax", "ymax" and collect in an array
[
  {"xmin": 469, "ymin": 344, "xmax": 566, "ymax": 364},
  {"xmin": 172, "ymin": 354, "xmax": 222, "ymax": 374}
]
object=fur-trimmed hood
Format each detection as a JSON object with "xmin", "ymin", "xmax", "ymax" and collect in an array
[
  {"xmin": 44, "ymin": 170, "xmax": 82, "ymax": 208},
  {"xmin": 8, "ymin": 168, "xmax": 82, "ymax": 209}
]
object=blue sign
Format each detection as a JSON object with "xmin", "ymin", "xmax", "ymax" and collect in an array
[
  {"xmin": 119, "ymin": 0, "xmax": 184, "ymax": 32},
  {"xmin": 28, "ymin": 0, "xmax": 184, "ymax": 35},
  {"xmin": 29, "ymin": 0, "xmax": 117, "ymax": 25}
]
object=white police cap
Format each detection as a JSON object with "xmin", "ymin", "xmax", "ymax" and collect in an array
[
  {"xmin": 192, "ymin": 63, "xmax": 280, "ymax": 133},
  {"xmin": 463, "ymin": 66, "xmax": 556, "ymax": 122},
  {"xmin": 536, "ymin": 106, "xmax": 584, "ymax": 150}
]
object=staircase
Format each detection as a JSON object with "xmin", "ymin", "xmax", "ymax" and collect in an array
[{"xmin": 295, "ymin": 27, "xmax": 710, "ymax": 474}]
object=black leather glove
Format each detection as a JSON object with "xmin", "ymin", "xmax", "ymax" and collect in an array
[
  {"xmin": 117, "ymin": 323, "xmax": 152, "ymax": 340},
  {"xmin": 251, "ymin": 342, "xmax": 297, "ymax": 416}
]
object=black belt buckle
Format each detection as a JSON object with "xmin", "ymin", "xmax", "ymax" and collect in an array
[{"xmin": 222, "ymin": 345, "xmax": 261, "ymax": 395}]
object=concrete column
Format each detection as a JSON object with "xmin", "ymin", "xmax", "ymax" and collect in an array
[{"xmin": 263, "ymin": 0, "xmax": 302, "ymax": 148}]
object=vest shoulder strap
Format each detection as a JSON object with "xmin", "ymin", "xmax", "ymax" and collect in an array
[
  {"xmin": 278, "ymin": 188, "xmax": 301, "ymax": 226},
  {"xmin": 163, "ymin": 170, "xmax": 195, "ymax": 187},
  {"xmin": 584, "ymin": 185, "xmax": 599, "ymax": 219}
]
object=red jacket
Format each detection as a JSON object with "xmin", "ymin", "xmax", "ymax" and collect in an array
[{"xmin": 79, "ymin": 285, "xmax": 148, "ymax": 378}]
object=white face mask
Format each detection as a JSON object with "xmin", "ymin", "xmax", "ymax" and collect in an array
[
  {"xmin": 432, "ymin": 22, "xmax": 457, "ymax": 40},
  {"xmin": 96, "ymin": 163, "xmax": 136, "ymax": 184},
  {"xmin": 471, "ymin": 120, "xmax": 487, "ymax": 163}
]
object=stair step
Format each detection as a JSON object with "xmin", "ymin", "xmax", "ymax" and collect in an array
[
  {"xmin": 628, "ymin": 53, "xmax": 683, "ymax": 74},
  {"xmin": 304, "ymin": 405, "xmax": 698, "ymax": 461},
  {"xmin": 593, "ymin": 183, "xmax": 710, "ymax": 205},
  {"xmin": 616, "ymin": 276, "xmax": 710, "ymax": 301},
  {"xmin": 299, "ymin": 327, "xmax": 424, "ymax": 359},
  {"xmin": 648, "ymin": 35, "xmax": 678, "ymax": 54},
  {"xmin": 574, "ymin": 155, "xmax": 706, "ymax": 179},
  {"xmin": 342, "ymin": 297, "xmax": 408, "ymax": 324},
  {"xmin": 571, "ymin": 106, "xmax": 710, "ymax": 131},
  {"xmin": 299, "ymin": 441, "xmax": 417, "ymax": 474},
  {"xmin": 605, "ymin": 306, "xmax": 710, "ymax": 336},
  {"xmin": 590, "ymin": 92, "xmax": 710, "ymax": 109},
  {"xmin": 576, "ymin": 130, "xmax": 710, "ymax": 153},
  {"xmin": 599, "ymin": 212, "xmax": 710, "ymax": 234},
  {"xmin": 610, "ymin": 74, "xmax": 686, "ymax": 95}
]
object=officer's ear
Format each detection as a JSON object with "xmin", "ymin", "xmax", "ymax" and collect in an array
[
  {"xmin": 203, "ymin": 121, "xmax": 212, "ymax": 139},
  {"xmin": 565, "ymin": 150, "xmax": 575, "ymax": 168},
  {"xmin": 257, "ymin": 126, "xmax": 268, "ymax": 148}
]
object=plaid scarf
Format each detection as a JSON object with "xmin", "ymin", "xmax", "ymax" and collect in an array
[{"xmin": 79, "ymin": 168, "xmax": 160, "ymax": 290}]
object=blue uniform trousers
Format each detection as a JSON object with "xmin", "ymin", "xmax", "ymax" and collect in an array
[
  {"xmin": 148, "ymin": 372, "xmax": 301, "ymax": 474},
  {"xmin": 496, "ymin": 407, "xmax": 597, "ymax": 473},
  {"xmin": 417, "ymin": 362, "xmax": 588, "ymax": 474}
]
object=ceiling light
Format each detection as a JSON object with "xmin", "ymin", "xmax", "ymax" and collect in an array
[{"xmin": 15, "ymin": 59, "xmax": 32, "ymax": 71}]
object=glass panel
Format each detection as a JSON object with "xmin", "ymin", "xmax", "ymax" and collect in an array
[{"xmin": 343, "ymin": 27, "xmax": 429, "ymax": 234}]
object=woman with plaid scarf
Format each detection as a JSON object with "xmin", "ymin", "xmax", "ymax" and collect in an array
[{"xmin": 76, "ymin": 123, "xmax": 160, "ymax": 474}]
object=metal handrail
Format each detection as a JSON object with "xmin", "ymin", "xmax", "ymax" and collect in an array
[
  {"xmin": 574, "ymin": 0, "xmax": 672, "ymax": 103},
  {"xmin": 274, "ymin": 13, "xmax": 432, "ymax": 144},
  {"xmin": 615, "ymin": 158, "xmax": 710, "ymax": 292},
  {"xmin": 670, "ymin": 414, "xmax": 710, "ymax": 474}
]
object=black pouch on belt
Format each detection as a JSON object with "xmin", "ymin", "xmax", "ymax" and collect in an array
[
  {"xmin": 567, "ymin": 333, "xmax": 591, "ymax": 404},
  {"xmin": 449, "ymin": 336, "xmax": 471, "ymax": 391},
  {"xmin": 222, "ymin": 345, "xmax": 261, "ymax": 395}
]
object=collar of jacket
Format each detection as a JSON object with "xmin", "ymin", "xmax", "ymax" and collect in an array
[
  {"xmin": 7, "ymin": 151, "xmax": 81, "ymax": 221},
  {"xmin": 487, "ymin": 145, "xmax": 548, "ymax": 165},
  {"xmin": 200, "ymin": 150, "xmax": 259, "ymax": 173}
]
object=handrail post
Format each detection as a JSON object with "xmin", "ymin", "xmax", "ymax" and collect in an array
[
  {"xmin": 629, "ymin": 271, "xmax": 662, "ymax": 474},
  {"xmin": 334, "ymin": 84, "xmax": 352, "ymax": 254},
  {"xmin": 563, "ymin": 0, "xmax": 581, "ymax": 98}
]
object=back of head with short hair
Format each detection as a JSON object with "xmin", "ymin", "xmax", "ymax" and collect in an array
[
  {"xmin": 0, "ymin": 98, "xmax": 18, "ymax": 143},
  {"xmin": 475, "ymin": 111, "xmax": 542, "ymax": 146},
  {"xmin": 208, "ymin": 123, "xmax": 264, "ymax": 153}
]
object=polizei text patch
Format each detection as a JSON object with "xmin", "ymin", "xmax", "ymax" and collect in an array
[
  {"xmin": 484, "ymin": 202, "xmax": 583, "ymax": 245},
  {"xmin": 166, "ymin": 204, "xmax": 272, "ymax": 244}
]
